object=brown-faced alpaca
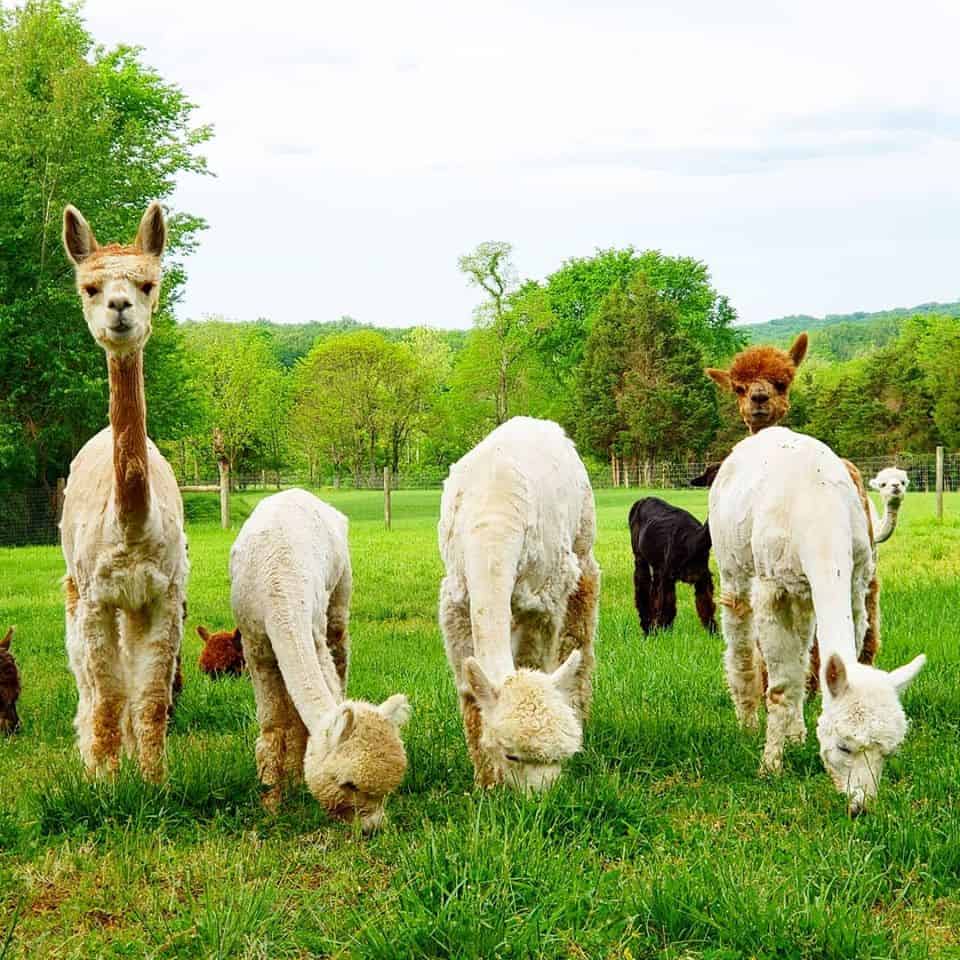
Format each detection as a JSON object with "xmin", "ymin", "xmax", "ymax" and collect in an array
[
  {"xmin": 231, "ymin": 489, "xmax": 410, "ymax": 831},
  {"xmin": 196, "ymin": 625, "xmax": 245, "ymax": 677},
  {"xmin": 0, "ymin": 628, "xmax": 21, "ymax": 734},
  {"xmin": 705, "ymin": 333, "xmax": 881, "ymax": 680},
  {"xmin": 60, "ymin": 203, "xmax": 187, "ymax": 782}
]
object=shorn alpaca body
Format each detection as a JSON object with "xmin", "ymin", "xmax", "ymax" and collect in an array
[
  {"xmin": 196, "ymin": 625, "xmax": 245, "ymax": 677},
  {"xmin": 60, "ymin": 204, "xmax": 187, "ymax": 781},
  {"xmin": 438, "ymin": 417, "xmax": 600, "ymax": 791},
  {"xmin": 706, "ymin": 332, "xmax": 883, "ymax": 675},
  {"xmin": 710, "ymin": 427, "xmax": 925, "ymax": 814},
  {"xmin": 231, "ymin": 490, "xmax": 410, "ymax": 831},
  {"xmin": 628, "ymin": 498, "xmax": 716, "ymax": 634},
  {"xmin": 0, "ymin": 628, "xmax": 21, "ymax": 734}
]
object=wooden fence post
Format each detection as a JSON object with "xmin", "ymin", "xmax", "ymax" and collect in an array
[
  {"xmin": 55, "ymin": 477, "xmax": 66, "ymax": 521},
  {"xmin": 384, "ymin": 467, "xmax": 392, "ymax": 530},
  {"xmin": 936, "ymin": 446, "xmax": 944, "ymax": 520},
  {"xmin": 213, "ymin": 428, "xmax": 230, "ymax": 530}
]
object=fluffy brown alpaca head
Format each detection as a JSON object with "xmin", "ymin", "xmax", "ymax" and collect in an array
[
  {"xmin": 0, "ymin": 627, "xmax": 21, "ymax": 735},
  {"xmin": 304, "ymin": 696, "xmax": 411, "ymax": 833},
  {"xmin": 62, "ymin": 202, "xmax": 166, "ymax": 357},
  {"xmin": 196, "ymin": 625, "xmax": 245, "ymax": 677},
  {"xmin": 705, "ymin": 333, "xmax": 809, "ymax": 433}
]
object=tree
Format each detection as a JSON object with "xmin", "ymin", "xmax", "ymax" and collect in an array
[
  {"xmin": 917, "ymin": 315, "xmax": 960, "ymax": 448},
  {"xmin": 576, "ymin": 276, "xmax": 718, "ymax": 469},
  {"xmin": 0, "ymin": 0, "xmax": 211, "ymax": 488}
]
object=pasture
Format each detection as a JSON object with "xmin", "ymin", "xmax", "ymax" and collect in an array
[{"xmin": 0, "ymin": 488, "xmax": 958, "ymax": 959}]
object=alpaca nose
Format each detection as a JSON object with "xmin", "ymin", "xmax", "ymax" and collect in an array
[
  {"xmin": 108, "ymin": 296, "xmax": 132, "ymax": 314},
  {"xmin": 751, "ymin": 391, "xmax": 769, "ymax": 405}
]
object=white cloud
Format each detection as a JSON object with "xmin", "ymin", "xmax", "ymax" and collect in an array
[{"xmin": 80, "ymin": 0, "xmax": 960, "ymax": 327}]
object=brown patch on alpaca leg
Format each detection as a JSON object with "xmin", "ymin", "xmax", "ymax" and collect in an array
[
  {"xmin": 558, "ymin": 567, "xmax": 599, "ymax": 720},
  {"xmin": 64, "ymin": 576, "xmax": 79, "ymax": 617},
  {"xmin": 461, "ymin": 694, "xmax": 499, "ymax": 788},
  {"xmin": 326, "ymin": 624, "xmax": 349, "ymax": 695},
  {"xmin": 806, "ymin": 637, "xmax": 821, "ymax": 696},
  {"xmin": 860, "ymin": 576, "xmax": 881, "ymax": 666},
  {"xmin": 136, "ymin": 695, "xmax": 170, "ymax": 783},
  {"xmin": 91, "ymin": 695, "xmax": 123, "ymax": 771}
]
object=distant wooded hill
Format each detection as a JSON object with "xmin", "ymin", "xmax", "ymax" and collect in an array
[{"xmin": 741, "ymin": 301, "xmax": 960, "ymax": 361}]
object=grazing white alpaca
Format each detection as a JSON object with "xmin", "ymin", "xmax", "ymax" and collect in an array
[
  {"xmin": 231, "ymin": 490, "xmax": 410, "ymax": 832},
  {"xmin": 869, "ymin": 468, "xmax": 909, "ymax": 545},
  {"xmin": 438, "ymin": 417, "xmax": 600, "ymax": 792},
  {"xmin": 709, "ymin": 427, "xmax": 925, "ymax": 814},
  {"xmin": 60, "ymin": 203, "xmax": 187, "ymax": 781}
]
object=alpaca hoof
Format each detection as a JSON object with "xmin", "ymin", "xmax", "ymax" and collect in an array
[
  {"xmin": 737, "ymin": 710, "xmax": 760, "ymax": 732},
  {"xmin": 261, "ymin": 786, "xmax": 282, "ymax": 812},
  {"xmin": 759, "ymin": 754, "xmax": 783, "ymax": 777}
]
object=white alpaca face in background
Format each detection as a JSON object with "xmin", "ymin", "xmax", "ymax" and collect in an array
[
  {"xmin": 816, "ymin": 653, "xmax": 926, "ymax": 816},
  {"xmin": 869, "ymin": 468, "xmax": 909, "ymax": 502},
  {"xmin": 464, "ymin": 651, "xmax": 584, "ymax": 792},
  {"xmin": 63, "ymin": 203, "xmax": 166, "ymax": 356}
]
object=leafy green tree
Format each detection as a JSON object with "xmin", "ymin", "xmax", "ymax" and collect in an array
[
  {"xmin": 917, "ymin": 315, "xmax": 960, "ymax": 448},
  {"xmin": 0, "ymin": 0, "xmax": 210, "ymax": 488}
]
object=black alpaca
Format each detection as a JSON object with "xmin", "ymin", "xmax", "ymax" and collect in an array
[{"xmin": 628, "ymin": 498, "xmax": 716, "ymax": 635}]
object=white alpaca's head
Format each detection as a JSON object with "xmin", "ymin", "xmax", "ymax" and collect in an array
[
  {"xmin": 464, "ymin": 651, "xmax": 583, "ymax": 792},
  {"xmin": 303, "ymin": 695, "xmax": 410, "ymax": 833},
  {"xmin": 817, "ymin": 653, "xmax": 926, "ymax": 816},
  {"xmin": 869, "ymin": 468, "xmax": 909, "ymax": 504},
  {"xmin": 62, "ymin": 202, "xmax": 166, "ymax": 357}
]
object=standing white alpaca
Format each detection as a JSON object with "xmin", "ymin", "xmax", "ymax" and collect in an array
[
  {"xmin": 60, "ymin": 203, "xmax": 187, "ymax": 782},
  {"xmin": 869, "ymin": 467, "xmax": 909, "ymax": 545},
  {"xmin": 709, "ymin": 427, "xmax": 925, "ymax": 814},
  {"xmin": 439, "ymin": 417, "xmax": 600, "ymax": 791},
  {"xmin": 231, "ymin": 490, "xmax": 410, "ymax": 832}
]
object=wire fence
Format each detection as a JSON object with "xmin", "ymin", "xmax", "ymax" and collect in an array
[{"xmin": 3, "ymin": 452, "xmax": 956, "ymax": 547}]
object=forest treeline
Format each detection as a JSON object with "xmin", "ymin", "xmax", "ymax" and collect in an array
[{"xmin": 1, "ymin": 1, "xmax": 958, "ymax": 496}]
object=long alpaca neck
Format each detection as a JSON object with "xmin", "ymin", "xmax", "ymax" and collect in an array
[
  {"xmin": 108, "ymin": 352, "xmax": 150, "ymax": 527},
  {"xmin": 874, "ymin": 499, "xmax": 901, "ymax": 544}
]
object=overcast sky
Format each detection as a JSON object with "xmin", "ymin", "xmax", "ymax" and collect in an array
[{"xmin": 82, "ymin": 0, "xmax": 960, "ymax": 329}]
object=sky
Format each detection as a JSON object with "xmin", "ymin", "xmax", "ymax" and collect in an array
[{"xmin": 81, "ymin": 0, "xmax": 960, "ymax": 330}]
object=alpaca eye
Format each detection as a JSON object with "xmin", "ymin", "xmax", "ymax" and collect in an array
[
  {"xmin": 837, "ymin": 744, "xmax": 853, "ymax": 755},
  {"xmin": 141, "ymin": 282, "xmax": 154, "ymax": 295},
  {"xmin": 734, "ymin": 386, "xmax": 746, "ymax": 396},
  {"xmin": 774, "ymin": 381, "xmax": 787, "ymax": 393},
  {"xmin": 504, "ymin": 754, "xmax": 520, "ymax": 763},
  {"xmin": 83, "ymin": 285, "xmax": 100, "ymax": 297},
  {"xmin": 341, "ymin": 781, "xmax": 358, "ymax": 792}
]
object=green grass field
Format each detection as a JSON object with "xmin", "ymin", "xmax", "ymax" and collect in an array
[{"xmin": 1, "ymin": 488, "xmax": 958, "ymax": 959}]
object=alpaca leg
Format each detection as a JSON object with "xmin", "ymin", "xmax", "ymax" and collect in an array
[
  {"xmin": 719, "ymin": 580, "xmax": 761, "ymax": 731},
  {"xmin": 65, "ymin": 581, "xmax": 96, "ymax": 770},
  {"xmin": 859, "ymin": 576, "xmax": 880, "ymax": 666},
  {"xmin": 440, "ymin": 589, "xmax": 500, "ymax": 787},
  {"xmin": 282, "ymin": 689, "xmax": 309, "ymax": 785},
  {"xmin": 326, "ymin": 571, "xmax": 352, "ymax": 697},
  {"xmin": 754, "ymin": 582, "xmax": 811, "ymax": 774},
  {"xmin": 633, "ymin": 560, "xmax": 654, "ymax": 635},
  {"xmin": 558, "ymin": 556, "xmax": 600, "ymax": 721},
  {"xmin": 126, "ymin": 590, "xmax": 181, "ymax": 782},
  {"xmin": 655, "ymin": 575, "xmax": 678, "ymax": 630},
  {"xmin": 694, "ymin": 573, "xmax": 718, "ymax": 633},
  {"xmin": 247, "ymin": 644, "xmax": 293, "ymax": 809}
]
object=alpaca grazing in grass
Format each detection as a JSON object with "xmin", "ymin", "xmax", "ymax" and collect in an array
[
  {"xmin": 60, "ymin": 203, "xmax": 187, "ymax": 781},
  {"xmin": 628, "ymin": 498, "xmax": 716, "ymax": 635},
  {"xmin": 0, "ymin": 628, "xmax": 21, "ymax": 734},
  {"xmin": 231, "ymin": 489, "xmax": 410, "ymax": 831},
  {"xmin": 709, "ymin": 427, "xmax": 925, "ymax": 814},
  {"xmin": 196, "ymin": 625, "xmax": 245, "ymax": 677},
  {"xmin": 438, "ymin": 417, "xmax": 600, "ymax": 791},
  {"xmin": 706, "ymin": 333, "xmax": 883, "ymax": 676}
]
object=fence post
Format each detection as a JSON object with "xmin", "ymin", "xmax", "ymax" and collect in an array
[
  {"xmin": 936, "ymin": 446, "xmax": 944, "ymax": 520},
  {"xmin": 384, "ymin": 467, "xmax": 392, "ymax": 530},
  {"xmin": 55, "ymin": 477, "xmax": 66, "ymax": 522},
  {"xmin": 218, "ymin": 460, "xmax": 230, "ymax": 529}
]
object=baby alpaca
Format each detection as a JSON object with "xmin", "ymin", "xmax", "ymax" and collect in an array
[
  {"xmin": 439, "ymin": 417, "xmax": 600, "ymax": 792},
  {"xmin": 710, "ymin": 427, "xmax": 925, "ymax": 814},
  {"xmin": 0, "ymin": 628, "xmax": 21, "ymax": 734},
  {"xmin": 197, "ymin": 625, "xmax": 245, "ymax": 677},
  {"xmin": 629, "ymin": 498, "xmax": 716, "ymax": 634},
  {"xmin": 231, "ymin": 489, "xmax": 410, "ymax": 832}
]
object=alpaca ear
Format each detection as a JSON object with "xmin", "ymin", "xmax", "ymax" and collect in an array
[
  {"xmin": 330, "ymin": 704, "xmax": 356, "ymax": 744},
  {"xmin": 379, "ymin": 693, "xmax": 411, "ymax": 729},
  {"xmin": 463, "ymin": 657, "xmax": 499, "ymax": 710},
  {"xmin": 135, "ymin": 201, "xmax": 166, "ymax": 257},
  {"xmin": 824, "ymin": 654, "xmax": 849, "ymax": 698},
  {"xmin": 196, "ymin": 625, "xmax": 210, "ymax": 642},
  {"xmin": 551, "ymin": 649, "xmax": 582, "ymax": 699},
  {"xmin": 0, "ymin": 627, "xmax": 12, "ymax": 651},
  {"xmin": 788, "ymin": 333, "xmax": 809, "ymax": 367},
  {"xmin": 63, "ymin": 205, "xmax": 99, "ymax": 264},
  {"xmin": 889, "ymin": 654, "xmax": 926, "ymax": 695},
  {"xmin": 232, "ymin": 628, "xmax": 243, "ymax": 651},
  {"xmin": 705, "ymin": 368, "xmax": 731, "ymax": 391}
]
